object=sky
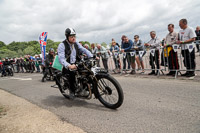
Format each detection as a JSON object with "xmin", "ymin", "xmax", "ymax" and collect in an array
[{"xmin": 0, "ymin": 0, "xmax": 200, "ymax": 45}]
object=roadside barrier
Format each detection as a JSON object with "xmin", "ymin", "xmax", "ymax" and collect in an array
[{"xmin": 98, "ymin": 42, "xmax": 200, "ymax": 78}]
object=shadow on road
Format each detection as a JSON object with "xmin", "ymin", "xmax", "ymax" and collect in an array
[{"xmin": 41, "ymin": 95, "xmax": 117, "ymax": 112}]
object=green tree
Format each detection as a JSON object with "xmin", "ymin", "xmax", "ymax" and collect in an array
[
  {"xmin": 46, "ymin": 39, "xmax": 54, "ymax": 53},
  {"xmin": 45, "ymin": 39, "xmax": 60, "ymax": 53},
  {"xmin": 17, "ymin": 49, "xmax": 24, "ymax": 57},
  {"xmin": 101, "ymin": 42, "xmax": 108, "ymax": 48},
  {"xmin": 0, "ymin": 49, "xmax": 17, "ymax": 59},
  {"xmin": 0, "ymin": 41, "xmax": 6, "ymax": 48},
  {"xmin": 6, "ymin": 41, "xmax": 28, "ymax": 52},
  {"xmin": 28, "ymin": 41, "xmax": 40, "ymax": 54},
  {"xmin": 23, "ymin": 46, "xmax": 35, "ymax": 55}
]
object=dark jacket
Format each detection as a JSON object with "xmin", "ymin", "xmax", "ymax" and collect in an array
[
  {"xmin": 45, "ymin": 54, "xmax": 54, "ymax": 67},
  {"xmin": 3, "ymin": 61, "xmax": 11, "ymax": 66},
  {"xmin": 195, "ymin": 30, "xmax": 200, "ymax": 40}
]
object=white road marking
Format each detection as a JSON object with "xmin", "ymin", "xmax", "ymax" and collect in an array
[
  {"xmin": 10, "ymin": 77, "xmax": 32, "ymax": 80},
  {"xmin": 9, "ymin": 77, "xmax": 32, "ymax": 80}
]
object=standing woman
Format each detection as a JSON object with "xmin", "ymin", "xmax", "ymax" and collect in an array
[{"xmin": 110, "ymin": 41, "xmax": 120, "ymax": 73}]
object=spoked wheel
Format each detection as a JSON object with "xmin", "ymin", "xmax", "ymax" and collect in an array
[
  {"xmin": 96, "ymin": 75, "xmax": 124, "ymax": 109},
  {"xmin": 57, "ymin": 75, "xmax": 71, "ymax": 99},
  {"xmin": 10, "ymin": 69, "xmax": 14, "ymax": 76}
]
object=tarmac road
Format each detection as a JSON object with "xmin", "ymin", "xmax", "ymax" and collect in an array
[{"xmin": 0, "ymin": 73, "xmax": 200, "ymax": 133}]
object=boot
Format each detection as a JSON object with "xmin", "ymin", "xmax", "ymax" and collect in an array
[{"xmin": 148, "ymin": 71, "xmax": 155, "ymax": 75}]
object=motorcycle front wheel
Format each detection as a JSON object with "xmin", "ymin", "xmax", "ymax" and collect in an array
[{"xmin": 95, "ymin": 75, "xmax": 124, "ymax": 109}]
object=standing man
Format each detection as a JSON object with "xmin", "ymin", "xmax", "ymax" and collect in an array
[
  {"xmin": 122, "ymin": 36, "xmax": 136, "ymax": 74},
  {"xmin": 84, "ymin": 44, "xmax": 92, "ymax": 52},
  {"xmin": 144, "ymin": 31, "xmax": 161, "ymax": 75},
  {"xmin": 133, "ymin": 35, "xmax": 146, "ymax": 74},
  {"xmin": 121, "ymin": 35, "xmax": 134, "ymax": 73},
  {"xmin": 195, "ymin": 26, "xmax": 200, "ymax": 52},
  {"xmin": 35, "ymin": 55, "xmax": 41, "ymax": 73},
  {"xmin": 176, "ymin": 19, "xmax": 196, "ymax": 77},
  {"xmin": 58, "ymin": 28, "xmax": 93, "ymax": 99},
  {"xmin": 164, "ymin": 24, "xmax": 179, "ymax": 75},
  {"xmin": 96, "ymin": 44, "xmax": 109, "ymax": 70},
  {"xmin": 121, "ymin": 35, "xmax": 130, "ymax": 73}
]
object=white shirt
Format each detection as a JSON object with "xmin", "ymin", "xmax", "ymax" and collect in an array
[
  {"xmin": 179, "ymin": 26, "xmax": 196, "ymax": 50},
  {"xmin": 58, "ymin": 42, "xmax": 93, "ymax": 68},
  {"xmin": 166, "ymin": 31, "xmax": 178, "ymax": 45},
  {"xmin": 148, "ymin": 37, "xmax": 160, "ymax": 50}
]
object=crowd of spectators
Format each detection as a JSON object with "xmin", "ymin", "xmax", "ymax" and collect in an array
[
  {"xmin": 1, "ymin": 18, "xmax": 199, "ymax": 78},
  {"xmin": 90, "ymin": 19, "xmax": 199, "ymax": 77},
  {"xmin": 0, "ymin": 55, "xmax": 43, "ymax": 77}
]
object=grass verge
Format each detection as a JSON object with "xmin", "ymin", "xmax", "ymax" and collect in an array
[{"xmin": 0, "ymin": 106, "xmax": 6, "ymax": 118}]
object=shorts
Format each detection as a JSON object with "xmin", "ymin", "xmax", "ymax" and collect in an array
[
  {"xmin": 136, "ymin": 51, "xmax": 146, "ymax": 61},
  {"xmin": 127, "ymin": 53, "xmax": 135, "ymax": 63}
]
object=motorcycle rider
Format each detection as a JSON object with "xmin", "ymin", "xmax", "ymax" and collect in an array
[
  {"xmin": 42, "ymin": 48, "xmax": 55, "ymax": 82},
  {"xmin": 57, "ymin": 28, "xmax": 93, "ymax": 99},
  {"xmin": 1, "ymin": 57, "xmax": 11, "ymax": 77}
]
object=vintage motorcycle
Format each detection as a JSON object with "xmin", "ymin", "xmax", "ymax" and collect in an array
[
  {"xmin": 54, "ymin": 57, "xmax": 124, "ymax": 109},
  {"xmin": 5, "ymin": 65, "xmax": 14, "ymax": 76}
]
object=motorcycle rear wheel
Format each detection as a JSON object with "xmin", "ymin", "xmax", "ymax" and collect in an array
[
  {"xmin": 57, "ymin": 75, "xmax": 71, "ymax": 99},
  {"xmin": 10, "ymin": 69, "xmax": 14, "ymax": 76}
]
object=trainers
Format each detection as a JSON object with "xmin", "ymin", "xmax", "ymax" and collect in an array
[
  {"xmin": 181, "ymin": 72, "xmax": 189, "ymax": 76},
  {"xmin": 130, "ymin": 70, "xmax": 136, "ymax": 74},
  {"xmin": 140, "ymin": 71, "xmax": 145, "ymax": 74},
  {"xmin": 186, "ymin": 73, "xmax": 195, "ymax": 77},
  {"xmin": 166, "ymin": 72, "xmax": 173, "ymax": 75}
]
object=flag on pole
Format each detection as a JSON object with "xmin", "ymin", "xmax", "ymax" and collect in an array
[{"xmin": 39, "ymin": 32, "xmax": 48, "ymax": 65}]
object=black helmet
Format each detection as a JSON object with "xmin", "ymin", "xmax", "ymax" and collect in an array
[
  {"xmin": 49, "ymin": 48, "xmax": 54, "ymax": 53},
  {"xmin": 65, "ymin": 28, "xmax": 76, "ymax": 39}
]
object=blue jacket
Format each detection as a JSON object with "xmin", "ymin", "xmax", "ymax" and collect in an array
[
  {"xmin": 110, "ymin": 45, "xmax": 119, "ymax": 53},
  {"xmin": 121, "ymin": 40, "xmax": 134, "ymax": 52}
]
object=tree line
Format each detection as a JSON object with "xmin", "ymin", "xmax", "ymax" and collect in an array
[{"xmin": 0, "ymin": 40, "xmax": 108, "ymax": 59}]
